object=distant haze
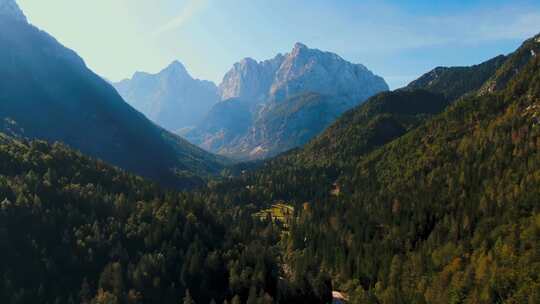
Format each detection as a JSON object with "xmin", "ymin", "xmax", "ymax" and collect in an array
[{"xmin": 18, "ymin": 0, "xmax": 540, "ymax": 89}]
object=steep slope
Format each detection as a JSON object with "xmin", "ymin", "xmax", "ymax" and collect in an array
[
  {"xmin": 113, "ymin": 61, "xmax": 219, "ymax": 132},
  {"xmin": 193, "ymin": 93, "xmax": 354, "ymax": 159},
  {"xmin": 187, "ymin": 43, "xmax": 388, "ymax": 159},
  {"xmin": 313, "ymin": 41, "xmax": 540, "ymax": 302},
  {"xmin": 186, "ymin": 98, "xmax": 254, "ymax": 153},
  {"xmin": 0, "ymin": 133, "xmax": 321, "ymax": 304},
  {"xmin": 218, "ymin": 43, "xmax": 388, "ymax": 103},
  {"xmin": 219, "ymin": 55, "xmax": 285, "ymax": 102},
  {"xmin": 278, "ymin": 54, "xmax": 509, "ymax": 167},
  {"xmin": 406, "ymin": 55, "xmax": 507, "ymax": 100},
  {"xmin": 480, "ymin": 34, "xmax": 540, "ymax": 94},
  {"xmin": 269, "ymin": 43, "xmax": 388, "ymax": 102},
  {"xmin": 0, "ymin": 5, "xmax": 224, "ymax": 188},
  {"xmin": 291, "ymin": 90, "xmax": 449, "ymax": 166},
  {"xmin": 237, "ymin": 93, "xmax": 352, "ymax": 159},
  {"xmin": 210, "ymin": 33, "xmax": 540, "ymax": 303}
]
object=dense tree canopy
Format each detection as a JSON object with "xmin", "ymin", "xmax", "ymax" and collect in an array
[
  {"xmin": 0, "ymin": 134, "xmax": 314, "ymax": 304},
  {"xmin": 1, "ymin": 34, "xmax": 540, "ymax": 304}
]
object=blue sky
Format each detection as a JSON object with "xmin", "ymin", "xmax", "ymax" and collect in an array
[{"xmin": 18, "ymin": 0, "xmax": 540, "ymax": 89}]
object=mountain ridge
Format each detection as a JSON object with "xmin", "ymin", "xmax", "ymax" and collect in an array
[
  {"xmin": 212, "ymin": 33, "xmax": 540, "ymax": 303},
  {"xmin": 218, "ymin": 42, "xmax": 388, "ymax": 103},
  {"xmin": 405, "ymin": 55, "xmax": 507, "ymax": 100},
  {"xmin": 0, "ymin": 12, "xmax": 225, "ymax": 188},
  {"xmin": 187, "ymin": 43, "xmax": 389, "ymax": 159},
  {"xmin": 113, "ymin": 60, "xmax": 220, "ymax": 132}
]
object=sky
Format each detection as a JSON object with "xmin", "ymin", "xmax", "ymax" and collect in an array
[{"xmin": 17, "ymin": 0, "xmax": 540, "ymax": 89}]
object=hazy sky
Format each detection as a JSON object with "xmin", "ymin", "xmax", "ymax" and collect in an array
[{"xmin": 17, "ymin": 0, "xmax": 540, "ymax": 89}]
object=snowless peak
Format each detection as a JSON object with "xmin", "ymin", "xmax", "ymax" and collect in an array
[
  {"xmin": 239, "ymin": 57, "xmax": 258, "ymax": 65},
  {"xmin": 164, "ymin": 60, "xmax": 188, "ymax": 74},
  {"xmin": 293, "ymin": 42, "xmax": 308, "ymax": 50},
  {"xmin": 219, "ymin": 41, "xmax": 388, "ymax": 103},
  {"xmin": 0, "ymin": 0, "xmax": 27, "ymax": 23},
  {"xmin": 291, "ymin": 42, "xmax": 309, "ymax": 55},
  {"xmin": 169, "ymin": 60, "xmax": 184, "ymax": 68}
]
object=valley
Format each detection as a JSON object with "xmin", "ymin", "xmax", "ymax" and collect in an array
[{"xmin": 0, "ymin": 0, "xmax": 539, "ymax": 303}]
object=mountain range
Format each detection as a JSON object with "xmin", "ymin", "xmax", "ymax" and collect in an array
[
  {"xmin": 290, "ymin": 54, "xmax": 509, "ymax": 166},
  {"xmin": 186, "ymin": 43, "xmax": 389, "ymax": 159},
  {"xmin": 113, "ymin": 61, "xmax": 219, "ymax": 133},
  {"xmin": 222, "ymin": 33, "xmax": 540, "ymax": 302},
  {"xmin": 1, "ymin": 0, "xmax": 539, "ymax": 302},
  {"xmin": 115, "ymin": 43, "xmax": 388, "ymax": 160},
  {"xmin": 2, "ymin": 28, "xmax": 539, "ymax": 303},
  {"xmin": 0, "ymin": 0, "xmax": 225, "ymax": 188}
]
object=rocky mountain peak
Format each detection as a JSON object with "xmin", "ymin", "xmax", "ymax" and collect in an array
[
  {"xmin": 166, "ymin": 60, "xmax": 187, "ymax": 72},
  {"xmin": 113, "ymin": 60, "xmax": 219, "ymax": 132},
  {"xmin": 161, "ymin": 60, "xmax": 191, "ymax": 81},
  {"xmin": 269, "ymin": 43, "xmax": 388, "ymax": 102},
  {"xmin": 292, "ymin": 42, "xmax": 308, "ymax": 53},
  {"xmin": 0, "ymin": 0, "xmax": 27, "ymax": 23},
  {"xmin": 219, "ymin": 43, "xmax": 388, "ymax": 103},
  {"xmin": 192, "ymin": 43, "xmax": 389, "ymax": 160},
  {"xmin": 219, "ymin": 56, "xmax": 283, "ymax": 102},
  {"xmin": 239, "ymin": 57, "xmax": 257, "ymax": 65}
]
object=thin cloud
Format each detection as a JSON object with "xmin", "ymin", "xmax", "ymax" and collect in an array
[{"xmin": 153, "ymin": 0, "xmax": 208, "ymax": 36}]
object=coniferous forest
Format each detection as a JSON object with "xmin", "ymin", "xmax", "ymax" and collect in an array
[
  {"xmin": 1, "ymin": 1, "xmax": 540, "ymax": 303},
  {"xmin": 1, "ymin": 34, "xmax": 540, "ymax": 304}
]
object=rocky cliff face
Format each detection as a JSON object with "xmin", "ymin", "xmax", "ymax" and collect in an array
[
  {"xmin": 218, "ymin": 55, "xmax": 285, "ymax": 102},
  {"xmin": 218, "ymin": 43, "xmax": 388, "ymax": 104},
  {"xmin": 269, "ymin": 43, "xmax": 388, "ymax": 102},
  {"xmin": 187, "ymin": 43, "xmax": 389, "ymax": 159},
  {"xmin": 114, "ymin": 61, "xmax": 219, "ymax": 132}
]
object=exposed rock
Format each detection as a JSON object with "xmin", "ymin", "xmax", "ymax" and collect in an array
[
  {"xmin": 114, "ymin": 61, "xmax": 219, "ymax": 132},
  {"xmin": 218, "ymin": 42, "xmax": 388, "ymax": 103},
  {"xmin": 188, "ymin": 43, "xmax": 388, "ymax": 160},
  {"xmin": 219, "ymin": 55, "xmax": 284, "ymax": 102},
  {"xmin": 269, "ymin": 42, "xmax": 388, "ymax": 102}
]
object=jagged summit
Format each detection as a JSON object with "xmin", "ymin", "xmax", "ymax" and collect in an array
[
  {"xmin": 239, "ymin": 57, "xmax": 257, "ymax": 64},
  {"xmin": 190, "ymin": 42, "xmax": 389, "ymax": 159},
  {"xmin": 113, "ymin": 59, "xmax": 219, "ymax": 132},
  {"xmin": 0, "ymin": 0, "xmax": 27, "ymax": 23},
  {"xmin": 159, "ymin": 60, "xmax": 193, "ymax": 81},
  {"xmin": 165, "ymin": 60, "xmax": 188, "ymax": 73},
  {"xmin": 219, "ymin": 42, "xmax": 388, "ymax": 103},
  {"xmin": 293, "ymin": 42, "xmax": 308, "ymax": 50},
  {"xmin": 129, "ymin": 60, "xmax": 189, "ymax": 81}
]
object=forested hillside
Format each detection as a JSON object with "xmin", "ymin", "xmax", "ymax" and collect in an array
[
  {"xmin": 0, "ymin": 134, "xmax": 336, "ymax": 304},
  {"xmin": 1, "ymin": 12, "xmax": 539, "ymax": 303},
  {"xmin": 210, "ymin": 34, "xmax": 540, "ymax": 303},
  {"xmin": 289, "ymin": 90, "xmax": 449, "ymax": 167},
  {"xmin": 285, "ymin": 40, "xmax": 540, "ymax": 303},
  {"xmin": 406, "ymin": 55, "xmax": 507, "ymax": 100}
]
